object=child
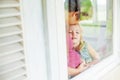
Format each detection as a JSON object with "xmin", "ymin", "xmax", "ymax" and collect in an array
[
  {"xmin": 69, "ymin": 24, "xmax": 100, "ymax": 66},
  {"xmin": 67, "ymin": 31, "xmax": 89, "ymax": 77}
]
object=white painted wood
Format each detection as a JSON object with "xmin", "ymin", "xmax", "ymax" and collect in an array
[
  {"xmin": 0, "ymin": 17, "xmax": 21, "ymax": 28},
  {"xmin": 21, "ymin": 0, "xmax": 48, "ymax": 80},
  {"xmin": 0, "ymin": 8, "xmax": 20, "ymax": 18},
  {"xmin": 0, "ymin": 52, "xmax": 24, "ymax": 66},
  {"xmin": 0, "ymin": 35, "xmax": 23, "ymax": 46},
  {"xmin": 0, "ymin": 26, "xmax": 22, "ymax": 38},
  {"xmin": 0, "ymin": 68, "xmax": 26, "ymax": 80},
  {"xmin": 42, "ymin": 0, "xmax": 67, "ymax": 80},
  {"xmin": 0, "ymin": 0, "xmax": 27, "ymax": 80},
  {"xmin": 0, "ymin": 61, "xmax": 25, "ymax": 75},
  {"xmin": 55, "ymin": 0, "xmax": 68, "ymax": 80},
  {"xmin": 101, "ymin": 64, "xmax": 120, "ymax": 80},
  {"xmin": 12, "ymin": 76, "xmax": 27, "ymax": 80},
  {"xmin": 0, "ymin": 0, "xmax": 19, "ymax": 8},
  {"xmin": 0, "ymin": 43, "xmax": 23, "ymax": 57}
]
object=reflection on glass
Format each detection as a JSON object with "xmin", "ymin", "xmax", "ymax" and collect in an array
[{"xmin": 65, "ymin": 0, "xmax": 113, "ymax": 78}]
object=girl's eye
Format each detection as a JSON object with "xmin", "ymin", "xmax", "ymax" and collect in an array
[
  {"xmin": 76, "ymin": 32, "xmax": 79, "ymax": 34},
  {"xmin": 69, "ymin": 31, "xmax": 72, "ymax": 34}
]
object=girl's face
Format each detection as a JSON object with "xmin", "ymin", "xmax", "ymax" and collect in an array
[{"xmin": 69, "ymin": 24, "xmax": 81, "ymax": 48}]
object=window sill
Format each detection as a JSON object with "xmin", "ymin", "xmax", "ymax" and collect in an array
[{"xmin": 70, "ymin": 55, "xmax": 120, "ymax": 80}]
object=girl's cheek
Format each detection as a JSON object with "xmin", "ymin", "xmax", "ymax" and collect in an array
[{"xmin": 69, "ymin": 34, "xmax": 72, "ymax": 38}]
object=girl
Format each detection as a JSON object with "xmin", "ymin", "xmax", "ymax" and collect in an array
[
  {"xmin": 67, "ymin": 32, "xmax": 88, "ymax": 76},
  {"xmin": 69, "ymin": 24, "xmax": 100, "ymax": 66}
]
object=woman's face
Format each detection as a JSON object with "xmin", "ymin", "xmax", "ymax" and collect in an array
[
  {"xmin": 69, "ymin": 24, "xmax": 81, "ymax": 48},
  {"xmin": 68, "ymin": 12, "xmax": 80, "ymax": 25}
]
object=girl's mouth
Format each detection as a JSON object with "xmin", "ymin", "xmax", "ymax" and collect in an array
[{"xmin": 72, "ymin": 37, "xmax": 77, "ymax": 39}]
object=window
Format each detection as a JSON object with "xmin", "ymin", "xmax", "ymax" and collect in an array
[
  {"xmin": 65, "ymin": 0, "xmax": 113, "ymax": 78},
  {"xmin": 43, "ymin": 0, "xmax": 120, "ymax": 80}
]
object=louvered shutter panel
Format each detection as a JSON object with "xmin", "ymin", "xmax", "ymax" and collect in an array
[{"xmin": 0, "ymin": 0, "xmax": 27, "ymax": 80}]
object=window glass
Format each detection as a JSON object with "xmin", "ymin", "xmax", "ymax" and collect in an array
[{"xmin": 64, "ymin": 0, "xmax": 113, "ymax": 78}]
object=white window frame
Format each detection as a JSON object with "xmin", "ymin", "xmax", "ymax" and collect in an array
[
  {"xmin": 44, "ymin": 0, "xmax": 120, "ymax": 80},
  {"xmin": 21, "ymin": 0, "xmax": 120, "ymax": 80},
  {"xmin": 117, "ymin": 0, "xmax": 120, "ymax": 57},
  {"xmin": 42, "ymin": 0, "xmax": 68, "ymax": 80},
  {"xmin": 21, "ymin": 0, "xmax": 48, "ymax": 80}
]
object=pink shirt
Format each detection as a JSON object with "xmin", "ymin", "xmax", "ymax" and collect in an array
[{"xmin": 67, "ymin": 34, "xmax": 81, "ymax": 68}]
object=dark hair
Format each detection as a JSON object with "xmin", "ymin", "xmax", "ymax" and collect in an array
[
  {"xmin": 65, "ymin": 0, "xmax": 93, "ymax": 20},
  {"xmin": 65, "ymin": 0, "xmax": 80, "ymax": 12},
  {"xmin": 65, "ymin": 0, "xmax": 80, "ymax": 20}
]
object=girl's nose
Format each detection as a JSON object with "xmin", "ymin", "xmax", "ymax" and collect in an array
[{"xmin": 72, "ymin": 32, "xmax": 75, "ymax": 37}]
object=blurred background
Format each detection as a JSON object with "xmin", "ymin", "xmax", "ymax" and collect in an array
[{"xmin": 80, "ymin": 0, "xmax": 113, "ymax": 60}]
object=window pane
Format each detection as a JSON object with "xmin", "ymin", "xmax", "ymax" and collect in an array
[
  {"xmin": 97, "ymin": 0, "xmax": 107, "ymax": 22},
  {"xmin": 65, "ymin": 0, "xmax": 113, "ymax": 78}
]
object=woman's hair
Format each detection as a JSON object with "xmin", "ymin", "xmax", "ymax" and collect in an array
[
  {"xmin": 65, "ymin": 0, "xmax": 93, "ymax": 20},
  {"xmin": 65, "ymin": 0, "xmax": 80, "ymax": 12},
  {"xmin": 64, "ymin": 0, "xmax": 80, "ymax": 20}
]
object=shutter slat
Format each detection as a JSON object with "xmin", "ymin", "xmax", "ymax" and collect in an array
[
  {"xmin": 0, "ymin": 52, "xmax": 24, "ymax": 66},
  {"xmin": 0, "ymin": 68, "xmax": 26, "ymax": 80},
  {"xmin": 0, "ymin": 0, "xmax": 27, "ymax": 79},
  {"xmin": 0, "ymin": 35, "xmax": 23, "ymax": 46},
  {"xmin": 0, "ymin": 43, "xmax": 23, "ymax": 57},
  {"xmin": 0, "ymin": 17, "xmax": 21, "ymax": 28},
  {"xmin": 0, "ymin": 26, "xmax": 22, "ymax": 38},
  {"xmin": 13, "ymin": 75, "xmax": 27, "ymax": 80},
  {"xmin": 0, "ymin": 0, "xmax": 19, "ymax": 8},
  {"xmin": 0, "ymin": 8, "xmax": 20, "ymax": 18},
  {"xmin": 0, "ymin": 61, "xmax": 25, "ymax": 75}
]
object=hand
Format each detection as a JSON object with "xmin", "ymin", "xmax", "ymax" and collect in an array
[
  {"xmin": 87, "ymin": 59, "xmax": 99, "ymax": 67},
  {"xmin": 77, "ymin": 62, "xmax": 89, "ymax": 72}
]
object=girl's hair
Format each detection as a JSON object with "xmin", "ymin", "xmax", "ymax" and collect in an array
[
  {"xmin": 75, "ymin": 40, "xmax": 84, "ymax": 51},
  {"xmin": 74, "ymin": 24, "xmax": 84, "ymax": 51}
]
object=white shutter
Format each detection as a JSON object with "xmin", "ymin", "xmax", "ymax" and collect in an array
[{"xmin": 0, "ymin": 0, "xmax": 27, "ymax": 80}]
